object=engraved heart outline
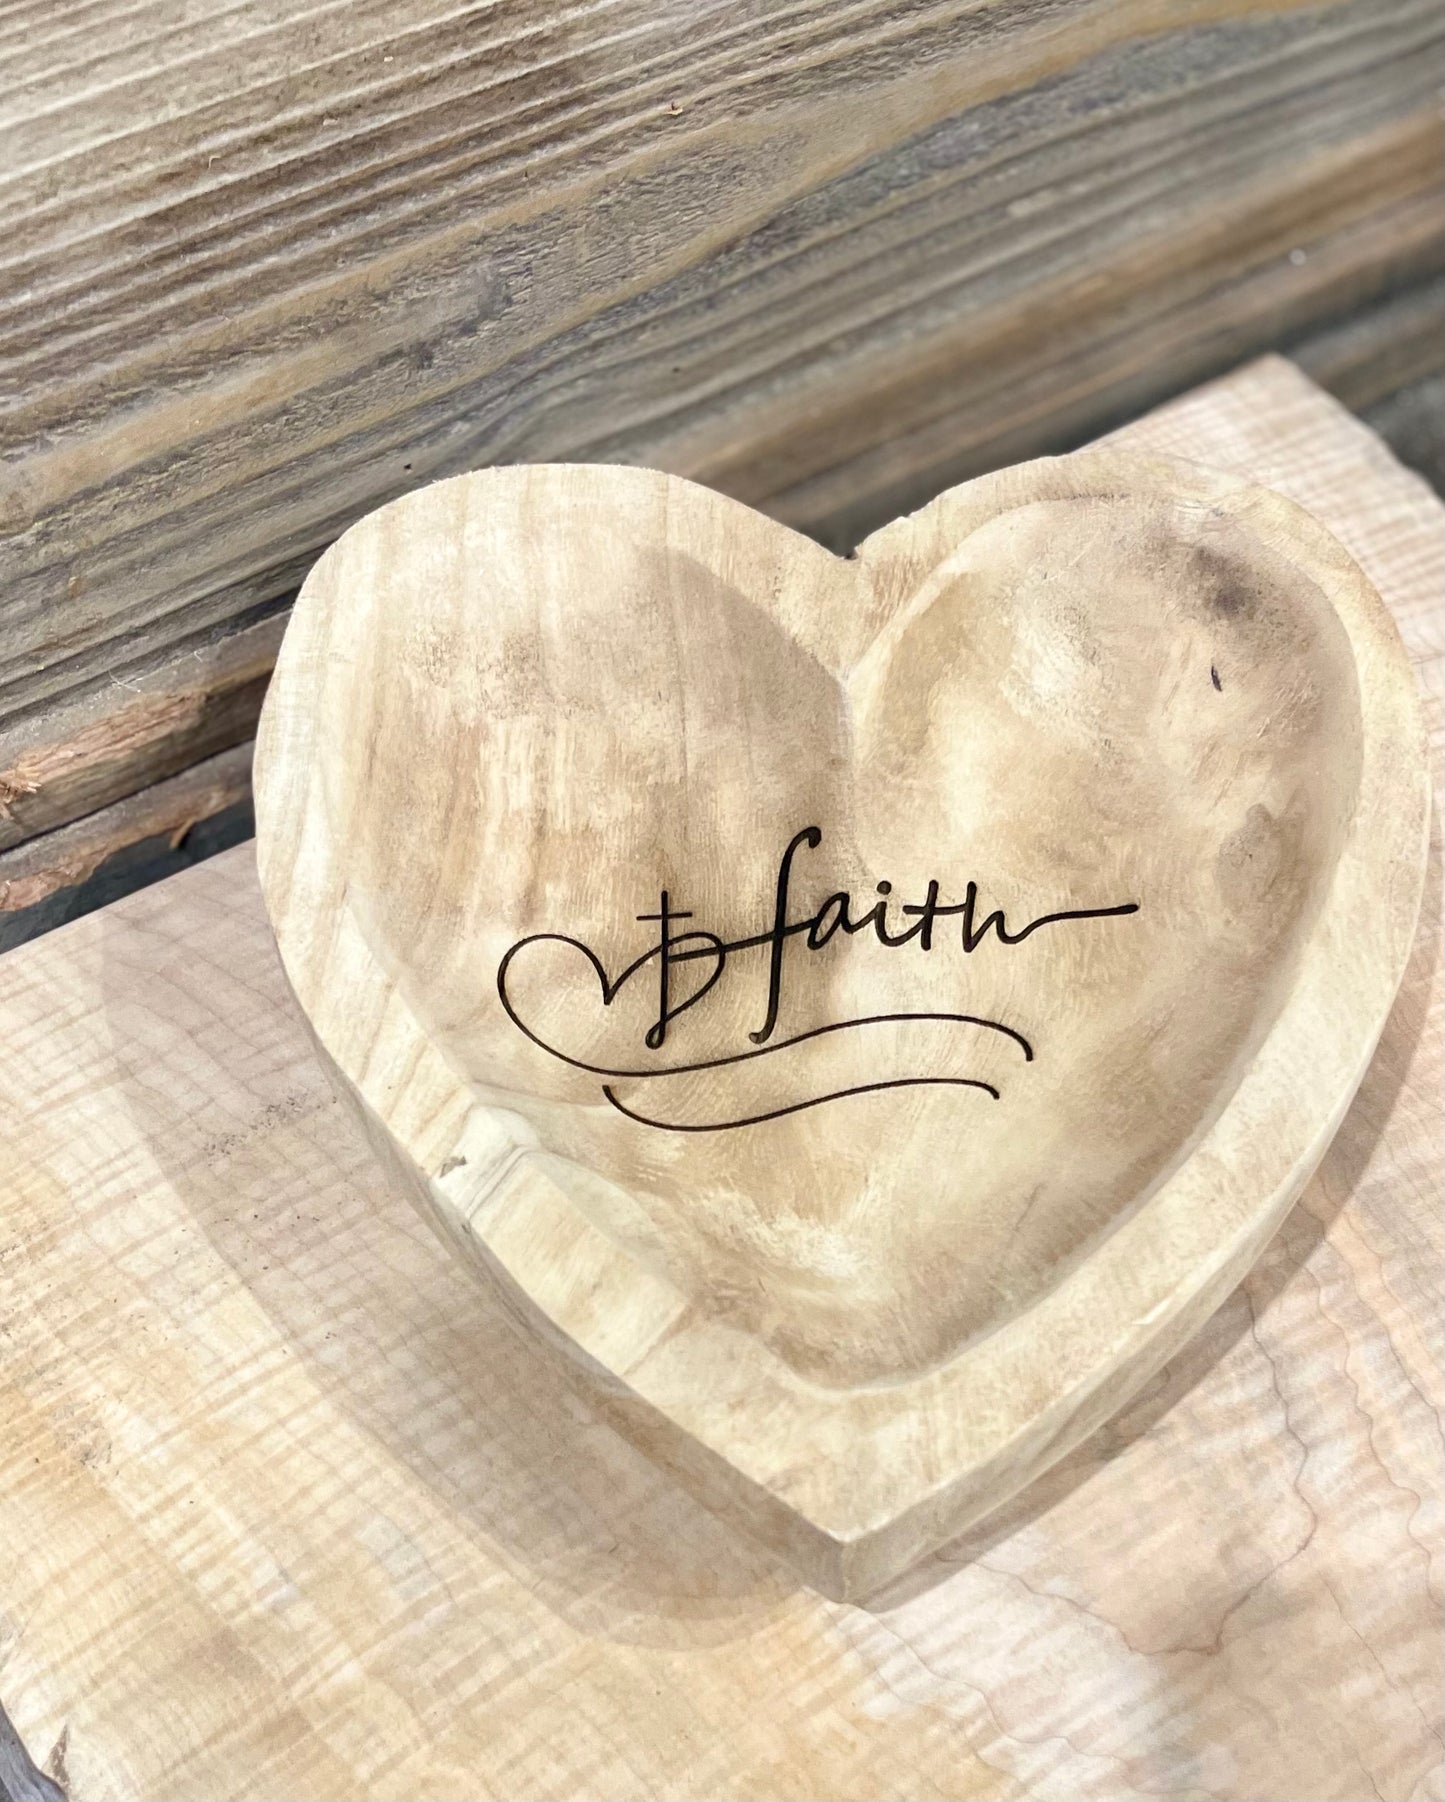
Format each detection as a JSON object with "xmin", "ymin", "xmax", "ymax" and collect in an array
[
  {"xmin": 254, "ymin": 450, "xmax": 1428, "ymax": 1600},
  {"xmin": 492, "ymin": 878, "xmax": 1053, "ymax": 1130}
]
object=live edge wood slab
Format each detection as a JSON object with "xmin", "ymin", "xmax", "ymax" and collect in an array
[{"xmin": 1, "ymin": 360, "xmax": 1441, "ymax": 1801}]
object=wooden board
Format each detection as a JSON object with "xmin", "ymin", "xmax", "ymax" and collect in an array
[
  {"xmin": 0, "ymin": 357, "xmax": 1440, "ymax": 1800},
  {"xmin": 0, "ymin": 619, "xmax": 282, "ymax": 855},
  {"xmin": 0, "ymin": 745, "xmax": 255, "ymax": 954},
  {"xmin": 0, "ymin": 282, "xmax": 1440, "ymax": 956},
  {"xmin": 1, "ymin": 0, "xmax": 1442, "ymax": 862}
]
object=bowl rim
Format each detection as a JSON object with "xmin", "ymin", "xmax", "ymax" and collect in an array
[{"xmin": 253, "ymin": 450, "xmax": 1431, "ymax": 1600}]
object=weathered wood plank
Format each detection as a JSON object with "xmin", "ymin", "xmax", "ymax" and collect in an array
[
  {"xmin": 1292, "ymin": 270, "xmax": 1445, "ymax": 408},
  {"xmin": 1, "ymin": 298, "xmax": 1441, "ymax": 952},
  {"xmin": 3, "ymin": 265, "xmax": 1441, "ymax": 871},
  {"xmin": 696, "ymin": 119, "xmax": 1443, "ymax": 539},
  {"xmin": 1362, "ymin": 372, "xmax": 1445, "ymax": 501},
  {"xmin": 1, "ymin": 0, "xmax": 1440, "ymax": 725},
  {"xmin": 0, "ymin": 743, "xmax": 253, "ymax": 951}
]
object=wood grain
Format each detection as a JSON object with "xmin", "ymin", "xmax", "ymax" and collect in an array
[
  {"xmin": 250, "ymin": 404, "xmax": 1425, "ymax": 1596},
  {"xmin": 1, "ymin": 0, "xmax": 1440, "ymax": 746},
  {"xmin": 0, "ymin": 742, "xmax": 254, "ymax": 951},
  {"xmin": 0, "ymin": 267, "xmax": 1438, "ymax": 917},
  {"xmin": 0, "ymin": 617, "xmax": 281, "ymax": 855},
  {"xmin": 0, "ymin": 359, "xmax": 1439, "ymax": 1798},
  {"xmin": 0, "ymin": 272, "xmax": 1440, "ymax": 947}
]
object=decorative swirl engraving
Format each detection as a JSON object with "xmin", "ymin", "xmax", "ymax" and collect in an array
[{"xmin": 497, "ymin": 825, "xmax": 1139, "ymax": 1131}]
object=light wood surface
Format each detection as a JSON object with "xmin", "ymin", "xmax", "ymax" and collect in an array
[
  {"xmin": 0, "ymin": 618, "xmax": 282, "ymax": 855},
  {"xmin": 251, "ymin": 392, "xmax": 1426, "ymax": 1596},
  {"xmin": 0, "ymin": 358, "xmax": 1440, "ymax": 1798},
  {"xmin": 2, "ymin": 0, "xmax": 1441, "ymax": 871}
]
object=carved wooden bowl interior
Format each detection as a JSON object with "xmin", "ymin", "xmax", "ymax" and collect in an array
[{"xmin": 254, "ymin": 453, "xmax": 1428, "ymax": 1599}]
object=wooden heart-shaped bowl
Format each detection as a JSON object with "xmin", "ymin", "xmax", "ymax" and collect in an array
[{"xmin": 254, "ymin": 453, "xmax": 1428, "ymax": 1599}]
